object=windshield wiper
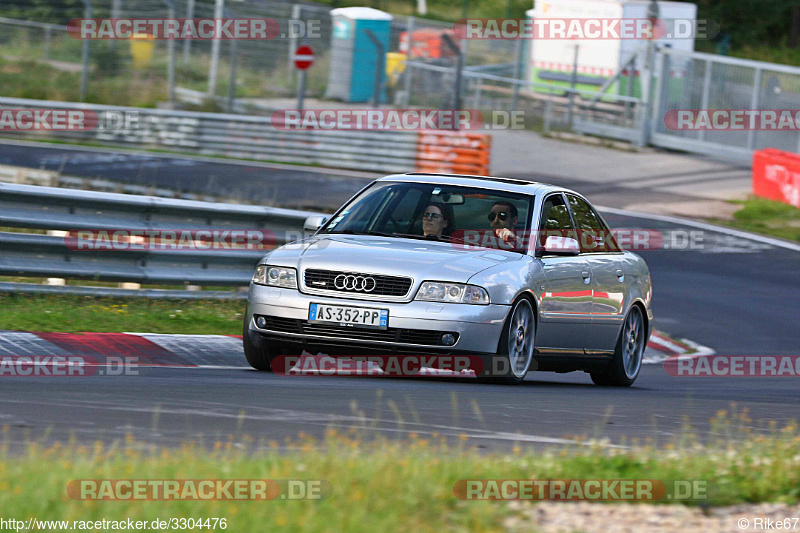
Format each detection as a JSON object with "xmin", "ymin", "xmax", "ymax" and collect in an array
[
  {"xmin": 330, "ymin": 230, "xmax": 439, "ymax": 242},
  {"xmin": 331, "ymin": 229, "xmax": 399, "ymax": 238}
]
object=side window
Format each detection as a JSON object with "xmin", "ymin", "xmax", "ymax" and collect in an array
[
  {"xmin": 566, "ymin": 194, "xmax": 618, "ymax": 252},
  {"xmin": 537, "ymin": 194, "xmax": 576, "ymax": 249}
]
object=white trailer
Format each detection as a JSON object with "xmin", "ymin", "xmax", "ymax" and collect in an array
[{"xmin": 526, "ymin": 0, "xmax": 697, "ymax": 93}]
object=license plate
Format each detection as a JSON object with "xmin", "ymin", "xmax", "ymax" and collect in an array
[{"xmin": 308, "ymin": 303, "xmax": 388, "ymax": 330}]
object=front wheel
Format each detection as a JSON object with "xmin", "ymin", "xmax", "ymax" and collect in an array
[
  {"xmin": 478, "ymin": 297, "xmax": 536, "ymax": 385},
  {"xmin": 243, "ymin": 317, "xmax": 280, "ymax": 371},
  {"xmin": 590, "ymin": 306, "xmax": 645, "ymax": 387}
]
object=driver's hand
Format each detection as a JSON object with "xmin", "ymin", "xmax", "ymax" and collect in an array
[{"xmin": 494, "ymin": 228, "xmax": 517, "ymax": 247}]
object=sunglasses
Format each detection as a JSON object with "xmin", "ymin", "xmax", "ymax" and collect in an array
[
  {"xmin": 423, "ymin": 212, "xmax": 443, "ymax": 220},
  {"xmin": 487, "ymin": 211, "xmax": 510, "ymax": 222}
]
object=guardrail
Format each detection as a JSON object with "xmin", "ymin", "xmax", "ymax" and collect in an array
[
  {"xmin": 0, "ymin": 97, "xmax": 491, "ymax": 174},
  {"xmin": 0, "ymin": 182, "xmax": 324, "ymax": 297}
]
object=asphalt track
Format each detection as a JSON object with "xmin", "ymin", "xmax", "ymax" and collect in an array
[
  {"xmin": 0, "ymin": 140, "xmax": 374, "ymax": 211},
  {"xmin": 0, "ymin": 142, "xmax": 798, "ymax": 451}
]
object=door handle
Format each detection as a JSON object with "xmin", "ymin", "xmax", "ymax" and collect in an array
[
  {"xmin": 581, "ymin": 271, "xmax": 591, "ymax": 284},
  {"xmin": 616, "ymin": 269, "xmax": 624, "ymax": 282}
]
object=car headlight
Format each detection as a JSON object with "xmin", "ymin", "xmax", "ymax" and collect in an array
[
  {"xmin": 415, "ymin": 281, "xmax": 490, "ymax": 305},
  {"xmin": 252, "ymin": 265, "xmax": 297, "ymax": 289}
]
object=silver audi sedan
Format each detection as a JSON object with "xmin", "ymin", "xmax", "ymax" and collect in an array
[{"xmin": 244, "ymin": 173, "xmax": 653, "ymax": 386}]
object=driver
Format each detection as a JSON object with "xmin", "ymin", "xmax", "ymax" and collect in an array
[{"xmin": 421, "ymin": 203, "xmax": 453, "ymax": 237}]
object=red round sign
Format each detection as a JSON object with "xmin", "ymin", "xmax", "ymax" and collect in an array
[{"xmin": 293, "ymin": 45, "xmax": 314, "ymax": 70}]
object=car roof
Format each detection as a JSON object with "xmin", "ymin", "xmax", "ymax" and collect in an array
[{"xmin": 380, "ymin": 172, "xmax": 581, "ymax": 198}]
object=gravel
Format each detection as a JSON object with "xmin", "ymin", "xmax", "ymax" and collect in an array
[{"xmin": 505, "ymin": 501, "xmax": 800, "ymax": 532}]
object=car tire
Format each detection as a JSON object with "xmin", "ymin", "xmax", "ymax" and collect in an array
[
  {"xmin": 478, "ymin": 297, "xmax": 536, "ymax": 385},
  {"xmin": 590, "ymin": 305, "xmax": 645, "ymax": 387},
  {"xmin": 242, "ymin": 317, "xmax": 279, "ymax": 371}
]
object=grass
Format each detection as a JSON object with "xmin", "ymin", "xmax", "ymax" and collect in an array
[
  {"xmin": 696, "ymin": 41, "xmax": 800, "ymax": 70},
  {"xmin": 714, "ymin": 196, "xmax": 800, "ymax": 242},
  {"xmin": 0, "ymin": 48, "xmax": 285, "ymax": 108},
  {"xmin": 0, "ymin": 293, "xmax": 244, "ymax": 334},
  {"xmin": 0, "ymin": 409, "xmax": 798, "ymax": 531}
]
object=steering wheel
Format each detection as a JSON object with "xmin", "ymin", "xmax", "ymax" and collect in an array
[{"xmin": 385, "ymin": 215, "xmax": 402, "ymax": 232}]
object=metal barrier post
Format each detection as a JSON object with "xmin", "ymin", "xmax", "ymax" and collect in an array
[
  {"xmin": 207, "ymin": 0, "xmax": 224, "ymax": 97},
  {"xmin": 183, "ymin": 0, "xmax": 195, "ymax": 64},
  {"xmin": 650, "ymin": 49, "xmax": 668, "ymax": 136},
  {"xmin": 79, "ymin": 0, "xmax": 92, "ymax": 101},
  {"xmin": 401, "ymin": 16, "xmax": 414, "ymax": 107},
  {"xmin": 544, "ymin": 94, "xmax": 553, "ymax": 134},
  {"xmin": 110, "ymin": 0, "xmax": 120, "ymax": 50},
  {"xmin": 163, "ymin": 0, "xmax": 176, "ymax": 106},
  {"xmin": 227, "ymin": 39, "xmax": 239, "ymax": 112},
  {"xmin": 44, "ymin": 27, "xmax": 51, "ymax": 59},
  {"xmin": 289, "ymin": 4, "xmax": 302, "ymax": 81},
  {"xmin": 698, "ymin": 59, "xmax": 712, "ymax": 143},
  {"xmin": 472, "ymin": 78, "xmax": 482, "ymax": 109},
  {"xmin": 747, "ymin": 67, "xmax": 762, "ymax": 150},
  {"xmin": 566, "ymin": 44, "xmax": 579, "ymax": 126},
  {"xmin": 364, "ymin": 29, "xmax": 385, "ymax": 106},
  {"xmin": 441, "ymin": 33, "xmax": 463, "ymax": 116},
  {"xmin": 511, "ymin": 37, "xmax": 523, "ymax": 112}
]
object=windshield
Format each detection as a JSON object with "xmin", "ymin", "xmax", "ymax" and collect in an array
[{"xmin": 321, "ymin": 181, "xmax": 534, "ymax": 252}]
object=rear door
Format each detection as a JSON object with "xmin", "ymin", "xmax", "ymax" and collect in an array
[
  {"xmin": 565, "ymin": 194, "xmax": 626, "ymax": 352},
  {"xmin": 535, "ymin": 193, "xmax": 592, "ymax": 351}
]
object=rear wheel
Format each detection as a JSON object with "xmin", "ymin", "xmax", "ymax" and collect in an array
[
  {"xmin": 590, "ymin": 306, "xmax": 645, "ymax": 387},
  {"xmin": 479, "ymin": 297, "xmax": 536, "ymax": 385}
]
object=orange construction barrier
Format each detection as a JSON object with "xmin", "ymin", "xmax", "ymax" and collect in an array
[
  {"xmin": 752, "ymin": 148, "xmax": 800, "ymax": 208},
  {"xmin": 415, "ymin": 130, "xmax": 491, "ymax": 176}
]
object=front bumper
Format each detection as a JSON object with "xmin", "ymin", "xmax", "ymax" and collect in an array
[{"xmin": 246, "ymin": 283, "xmax": 510, "ymax": 354}]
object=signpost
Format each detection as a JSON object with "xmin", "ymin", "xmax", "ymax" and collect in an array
[{"xmin": 294, "ymin": 45, "xmax": 314, "ymax": 112}]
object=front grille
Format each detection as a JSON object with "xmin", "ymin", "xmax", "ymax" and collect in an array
[
  {"xmin": 256, "ymin": 316, "xmax": 457, "ymax": 346},
  {"xmin": 304, "ymin": 269, "xmax": 412, "ymax": 297}
]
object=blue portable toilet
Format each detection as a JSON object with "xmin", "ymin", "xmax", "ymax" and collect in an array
[{"xmin": 326, "ymin": 7, "xmax": 392, "ymax": 103}]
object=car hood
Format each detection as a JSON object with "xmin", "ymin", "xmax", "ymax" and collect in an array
[{"xmin": 266, "ymin": 234, "xmax": 522, "ymax": 283}]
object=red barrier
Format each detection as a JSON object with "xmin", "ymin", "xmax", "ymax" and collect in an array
[
  {"xmin": 752, "ymin": 148, "xmax": 800, "ymax": 208},
  {"xmin": 416, "ymin": 130, "xmax": 491, "ymax": 175}
]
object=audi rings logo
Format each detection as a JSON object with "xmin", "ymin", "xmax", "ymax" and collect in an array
[{"xmin": 334, "ymin": 274, "xmax": 377, "ymax": 292}]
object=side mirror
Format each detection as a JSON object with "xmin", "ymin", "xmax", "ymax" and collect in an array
[
  {"xmin": 540, "ymin": 236, "xmax": 580, "ymax": 256},
  {"xmin": 304, "ymin": 215, "xmax": 328, "ymax": 233}
]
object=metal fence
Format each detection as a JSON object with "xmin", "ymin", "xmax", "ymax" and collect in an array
[
  {"xmin": 0, "ymin": 181, "xmax": 320, "ymax": 297},
  {"xmin": 0, "ymin": 3, "xmax": 518, "ymax": 111},
  {"xmin": 649, "ymin": 48, "xmax": 800, "ymax": 162},
  {"xmin": 3, "ymin": 5, "xmax": 799, "ymax": 165}
]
